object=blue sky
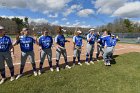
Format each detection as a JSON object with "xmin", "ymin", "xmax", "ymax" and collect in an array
[{"xmin": 0, "ymin": 0, "xmax": 140, "ymax": 28}]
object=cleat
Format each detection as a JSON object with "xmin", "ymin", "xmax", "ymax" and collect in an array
[
  {"xmin": 10, "ymin": 76, "xmax": 15, "ymax": 82},
  {"xmin": 56, "ymin": 67, "xmax": 60, "ymax": 72},
  {"xmin": 90, "ymin": 61, "xmax": 94, "ymax": 64},
  {"xmin": 34, "ymin": 71, "xmax": 38, "ymax": 76},
  {"xmin": 38, "ymin": 70, "xmax": 42, "ymax": 75},
  {"xmin": 104, "ymin": 62, "xmax": 107, "ymax": 66},
  {"xmin": 85, "ymin": 62, "xmax": 90, "ymax": 65},
  {"xmin": 65, "ymin": 65, "xmax": 71, "ymax": 69},
  {"xmin": 78, "ymin": 62, "xmax": 82, "ymax": 66},
  {"xmin": 16, "ymin": 74, "xmax": 23, "ymax": 80},
  {"xmin": 0, "ymin": 78, "xmax": 6, "ymax": 85},
  {"xmin": 50, "ymin": 68, "xmax": 54, "ymax": 72}
]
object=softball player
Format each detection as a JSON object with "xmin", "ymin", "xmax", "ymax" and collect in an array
[
  {"xmin": 73, "ymin": 30, "xmax": 83, "ymax": 66},
  {"xmin": 85, "ymin": 28, "xmax": 96, "ymax": 65},
  {"xmin": 96, "ymin": 34, "xmax": 105, "ymax": 61},
  {"xmin": 0, "ymin": 26, "xmax": 15, "ymax": 84},
  {"xmin": 110, "ymin": 35, "xmax": 119, "ymax": 59},
  {"xmin": 102, "ymin": 31, "xmax": 113, "ymax": 66},
  {"xmin": 55, "ymin": 26, "xmax": 71, "ymax": 72},
  {"xmin": 14, "ymin": 28, "xmax": 38, "ymax": 79},
  {"xmin": 38, "ymin": 29, "xmax": 53, "ymax": 75}
]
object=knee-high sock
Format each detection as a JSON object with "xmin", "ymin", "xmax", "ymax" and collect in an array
[
  {"xmin": 56, "ymin": 60, "xmax": 59, "ymax": 67},
  {"xmin": 9, "ymin": 67, "xmax": 14, "ymax": 77},
  {"xmin": 73, "ymin": 57, "xmax": 76, "ymax": 64},
  {"xmin": 90, "ymin": 54, "xmax": 93, "ymax": 61},
  {"xmin": 39, "ymin": 62, "xmax": 43, "ymax": 70},
  {"xmin": 86, "ymin": 53, "xmax": 89, "ymax": 62},
  {"xmin": 0, "ymin": 68, "xmax": 5, "ymax": 78},
  {"xmin": 49, "ymin": 61, "xmax": 52, "ymax": 68}
]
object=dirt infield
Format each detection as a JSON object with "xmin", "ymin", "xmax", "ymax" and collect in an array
[{"xmin": 1, "ymin": 38, "xmax": 140, "ymax": 78}]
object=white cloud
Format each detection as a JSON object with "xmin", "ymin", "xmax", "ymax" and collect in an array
[
  {"xmin": 29, "ymin": 18, "xmax": 48, "ymax": 24},
  {"xmin": 0, "ymin": 0, "xmax": 71, "ymax": 15},
  {"xmin": 77, "ymin": 9, "xmax": 94, "ymax": 17},
  {"xmin": 51, "ymin": 20, "xmax": 59, "ymax": 25},
  {"xmin": 113, "ymin": 1, "xmax": 140, "ymax": 18},
  {"xmin": 63, "ymin": 4, "xmax": 82, "ymax": 16},
  {"xmin": 48, "ymin": 13, "xmax": 58, "ymax": 18},
  {"xmin": 0, "ymin": 0, "xmax": 27, "ymax": 8},
  {"xmin": 61, "ymin": 18, "xmax": 67, "ymax": 21},
  {"xmin": 94, "ymin": 0, "xmax": 127, "ymax": 14},
  {"xmin": 66, "ymin": 22, "xmax": 70, "ymax": 25}
]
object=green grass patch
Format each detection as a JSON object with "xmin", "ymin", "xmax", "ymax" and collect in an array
[{"xmin": 1, "ymin": 52, "xmax": 140, "ymax": 93}]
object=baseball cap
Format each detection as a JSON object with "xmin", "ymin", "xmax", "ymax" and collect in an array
[
  {"xmin": 22, "ymin": 28, "xmax": 28, "ymax": 31},
  {"xmin": 77, "ymin": 30, "xmax": 82, "ymax": 34},
  {"xmin": 0, "ymin": 26, "xmax": 4, "ymax": 30},
  {"xmin": 89, "ymin": 28, "xmax": 95, "ymax": 31}
]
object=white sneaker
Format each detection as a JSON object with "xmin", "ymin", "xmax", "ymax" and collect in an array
[
  {"xmin": 34, "ymin": 71, "xmax": 38, "ymax": 76},
  {"xmin": 16, "ymin": 74, "xmax": 23, "ymax": 80},
  {"xmin": 66, "ymin": 65, "xmax": 71, "ymax": 69},
  {"xmin": 56, "ymin": 67, "xmax": 60, "ymax": 72},
  {"xmin": 50, "ymin": 68, "xmax": 54, "ymax": 72},
  {"xmin": 107, "ymin": 62, "xmax": 111, "ymax": 66},
  {"xmin": 10, "ymin": 76, "xmax": 15, "ymax": 82},
  {"xmin": 85, "ymin": 62, "xmax": 90, "ymax": 65},
  {"xmin": 38, "ymin": 70, "xmax": 42, "ymax": 75},
  {"xmin": 78, "ymin": 62, "xmax": 82, "ymax": 66},
  {"xmin": 0, "ymin": 78, "xmax": 6, "ymax": 84},
  {"xmin": 90, "ymin": 61, "xmax": 94, "ymax": 64},
  {"xmin": 104, "ymin": 62, "xmax": 107, "ymax": 66}
]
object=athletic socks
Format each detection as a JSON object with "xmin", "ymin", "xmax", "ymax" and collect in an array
[
  {"xmin": 39, "ymin": 62, "xmax": 43, "ymax": 70},
  {"xmin": 56, "ymin": 60, "xmax": 59, "ymax": 67},
  {"xmin": 49, "ymin": 61, "xmax": 53, "ymax": 68},
  {"xmin": 73, "ymin": 57, "xmax": 76, "ymax": 64},
  {"xmin": 32, "ymin": 63, "xmax": 37, "ymax": 71},
  {"xmin": 65, "ymin": 59, "xmax": 68, "ymax": 65},
  {"xmin": 78, "ymin": 57, "xmax": 80, "ymax": 62},
  {"xmin": 90, "ymin": 54, "xmax": 93, "ymax": 61},
  {"xmin": 9, "ymin": 67, "xmax": 14, "ymax": 77},
  {"xmin": 20, "ymin": 65, "xmax": 24, "ymax": 74},
  {"xmin": 0, "ymin": 68, "xmax": 6, "ymax": 78}
]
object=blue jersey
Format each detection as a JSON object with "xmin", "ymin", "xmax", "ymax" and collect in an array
[
  {"xmin": 17, "ymin": 36, "xmax": 35, "ymax": 52},
  {"xmin": 39, "ymin": 35, "xmax": 53, "ymax": 49},
  {"xmin": 87, "ymin": 33, "xmax": 96, "ymax": 44},
  {"xmin": 97, "ymin": 36, "xmax": 105, "ymax": 47},
  {"xmin": 103, "ymin": 35, "xmax": 113, "ymax": 47},
  {"xmin": 0, "ymin": 35, "xmax": 12, "ymax": 52},
  {"xmin": 55, "ymin": 35, "xmax": 66, "ymax": 47},
  {"xmin": 73, "ymin": 35, "xmax": 82, "ymax": 47},
  {"xmin": 112, "ymin": 38, "xmax": 118, "ymax": 46}
]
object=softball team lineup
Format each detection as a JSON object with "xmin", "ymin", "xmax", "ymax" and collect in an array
[{"xmin": 0, "ymin": 25, "xmax": 119, "ymax": 85}]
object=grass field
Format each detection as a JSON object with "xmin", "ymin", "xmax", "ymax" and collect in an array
[{"xmin": 0, "ymin": 52, "xmax": 140, "ymax": 93}]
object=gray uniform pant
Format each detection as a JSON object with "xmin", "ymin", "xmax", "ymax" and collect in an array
[
  {"xmin": 86, "ymin": 43, "xmax": 94, "ymax": 56},
  {"xmin": 103, "ymin": 47, "xmax": 113, "ymax": 63},
  {"xmin": 56, "ymin": 48, "xmax": 67, "ymax": 60},
  {"xmin": 40, "ymin": 48, "xmax": 52, "ymax": 68},
  {"xmin": 96, "ymin": 45, "xmax": 104, "ymax": 58},
  {"xmin": 0, "ymin": 51, "xmax": 14, "ymax": 78},
  {"xmin": 0, "ymin": 51, "xmax": 14, "ymax": 69},
  {"xmin": 20, "ymin": 51, "xmax": 36, "ymax": 74},
  {"xmin": 74, "ymin": 46, "xmax": 81, "ymax": 58},
  {"xmin": 40, "ymin": 48, "xmax": 52, "ymax": 63}
]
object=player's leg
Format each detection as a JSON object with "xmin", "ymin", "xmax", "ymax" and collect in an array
[
  {"xmin": 56, "ymin": 48, "xmax": 61, "ymax": 71},
  {"xmin": 38, "ymin": 49, "xmax": 47, "ymax": 75},
  {"xmin": 28, "ymin": 51, "xmax": 37, "ymax": 76},
  {"xmin": 46, "ymin": 48, "xmax": 53, "ymax": 71},
  {"xmin": 62, "ymin": 49, "xmax": 71, "ymax": 69},
  {"xmin": 96, "ymin": 45, "xmax": 100, "ymax": 60},
  {"xmin": 16, "ymin": 52, "xmax": 28, "ymax": 80},
  {"xmin": 0, "ymin": 53, "xmax": 6, "ymax": 84},
  {"xmin": 85, "ymin": 44, "xmax": 91, "ymax": 65},
  {"xmin": 4, "ymin": 51, "xmax": 15, "ymax": 81},
  {"xmin": 73, "ymin": 48, "xmax": 77, "ymax": 65},
  {"xmin": 77, "ymin": 48, "xmax": 83, "ymax": 66},
  {"xmin": 89, "ymin": 45, "xmax": 94, "ymax": 64}
]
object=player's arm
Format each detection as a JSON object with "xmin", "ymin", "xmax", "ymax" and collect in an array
[
  {"xmin": 13, "ymin": 35, "xmax": 20, "ymax": 46},
  {"xmin": 87, "ymin": 34, "xmax": 92, "ymax": 42},
  {"xmin": 33, "ymin": 35, "xmax": 39, "ymax": 45}
]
